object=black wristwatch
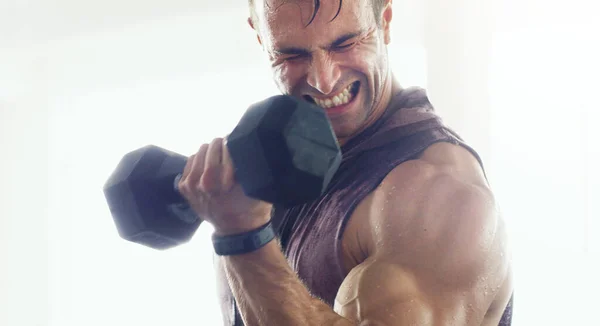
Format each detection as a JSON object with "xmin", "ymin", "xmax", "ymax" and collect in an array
[{"xmin": 212, "ymin": 221, "xmax": 276, "ymax": 256}]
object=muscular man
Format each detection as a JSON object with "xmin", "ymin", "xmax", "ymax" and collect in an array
[{"xmin": 177, "ymin": 0, "xmax": 513, "ymax": 325}]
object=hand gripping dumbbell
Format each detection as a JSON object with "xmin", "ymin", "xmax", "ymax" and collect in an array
[{"xmin": 103, "ymin": 95, "xmax": 342, "ymax": 250}]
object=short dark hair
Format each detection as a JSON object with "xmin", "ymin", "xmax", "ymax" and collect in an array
[{"xmin": 249, "ymin": 0, "xmax": 387, "ymax": 29}]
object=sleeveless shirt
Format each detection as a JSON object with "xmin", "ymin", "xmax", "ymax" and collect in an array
[{"xmin": 214, "ymin": 87, "xmax": 513, "ymax": 325}]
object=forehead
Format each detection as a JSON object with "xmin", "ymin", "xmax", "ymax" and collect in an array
[{"xmin": 255, "ymin": 0, "xmax": 373, "ymax": 49}]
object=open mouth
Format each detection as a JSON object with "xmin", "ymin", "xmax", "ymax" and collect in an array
[{"xmin": 304, "ymin": 81, "xmax": 360, "ymax": 109}]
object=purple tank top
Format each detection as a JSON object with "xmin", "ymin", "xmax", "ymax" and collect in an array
[{"xmin": 214, "ymin": 87, "xmax": 513, "ymax": 325}]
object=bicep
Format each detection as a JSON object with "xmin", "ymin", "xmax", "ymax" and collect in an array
[
  {"xmin": 335, "ymin": 157, "xmax": 510, "ymax": 325},
  {"xmin": 334, "ymin": 258, "xmax": 484, "ymax": 326}
]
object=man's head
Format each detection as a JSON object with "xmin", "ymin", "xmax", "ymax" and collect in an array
[{"xmin": 247, "ymin": 0, "xmax": 395, "ymax": 145}]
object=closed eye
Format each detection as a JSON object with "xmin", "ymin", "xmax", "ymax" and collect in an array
[
  {"xmin": 284, "ymin": 54, "xmax": 306, "ymax": 61},
  {"xmin": 333, "ymin": 42, "xmax": 356, "ymax": 51}
]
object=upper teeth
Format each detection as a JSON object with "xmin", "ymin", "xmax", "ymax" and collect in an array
[{"xmin": 313, "ymin": 83, "xmax": 355, "ymax": 109}]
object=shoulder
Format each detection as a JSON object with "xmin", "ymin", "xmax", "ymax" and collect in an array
[
  {"xmin": 364, "ymin": 142, "xmax": 507, "ymax": 283},
  {"xmin": 371, "ymin": 142, "xmax": 491, "ymax": 223},
  {"xmin": 335, "ymin": 142, "xmax": 512, "ymax": 325}
]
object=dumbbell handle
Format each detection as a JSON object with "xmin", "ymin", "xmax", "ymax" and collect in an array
[
  {"xmin": 160, "ymin": 172, "xmax": 202, "ymax": 225},
  {"xmin": 168, "ymin": 170, "xmax": 242, "ymax": 224},
  {"xmin": 173, "ymin": 173, "xmax": 184, "ymax": 195}
]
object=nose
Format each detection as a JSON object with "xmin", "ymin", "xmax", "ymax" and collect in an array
[{"xmin": 306, "ymin": 52, "xmax": 341, "ymax": 95}]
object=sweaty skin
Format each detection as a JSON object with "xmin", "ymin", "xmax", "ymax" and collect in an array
[
  {"xmin": 177, "ymin": 0, "xmax": 513, "ymax": 325},
  {"xmin": 251, "ymin": 0, "xmax": 394, "ymax": 145},
  {"xmin": 336, "ymin": 142, "xmax": 513, "ymax": 325}
]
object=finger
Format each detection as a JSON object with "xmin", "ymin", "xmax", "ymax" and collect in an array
[
  {"xmin": 221, "ymin": 138, "xmax": 236, "ymax": 192},
  {"xmin": 178, "ymin": 153, "xmax": 196, "ymax": 191},
  {"xmin": 205, "ymin": 137, "xmax": 223, "ymax": 167},
  {"xmin": 182, "ymin": 144, "xmax": 209, "ymax": 193},
  {"xmin": 201, "ymin": 138, "xmax": 224, "ymax": 193}
]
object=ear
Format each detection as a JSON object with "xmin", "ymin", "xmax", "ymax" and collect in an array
[
  {"xmin": 381, "ymin": 1, "xmax": 393, "ymax": 45},
  {"xmin": 247, "ymin": 17, "xmax": 263, "ymax": 46}
]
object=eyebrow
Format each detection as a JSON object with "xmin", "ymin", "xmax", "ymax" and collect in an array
[{"xmin": 273, "ymin": 30, "xmax": 365, "ymax": 56}]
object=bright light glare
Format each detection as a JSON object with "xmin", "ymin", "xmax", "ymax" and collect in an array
[
  {"xmin": 3, "ymin": 2, "xmax": 598, "ymax": 326},
  {"xmin": 487, "ymin": 1, "xmax": 600, "ymax": 324}
]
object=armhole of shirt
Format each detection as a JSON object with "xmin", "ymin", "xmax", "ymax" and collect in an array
[{"xmin": 332, "ymin": 128, "xmax": 472, "ymax": 279}]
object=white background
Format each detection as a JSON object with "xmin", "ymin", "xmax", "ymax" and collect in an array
[{"xmin": 1, "ymin": 0, "xmax": 598, "ymax": 325}]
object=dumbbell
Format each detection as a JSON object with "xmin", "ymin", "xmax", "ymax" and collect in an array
[{"xmin": 103, "ymin": 95, "xmax": 342, "ymax": 250}]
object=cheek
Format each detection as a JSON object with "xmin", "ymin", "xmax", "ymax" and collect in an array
[
  {"xmin": 344, "ymin": 43, "xmax": 382, "ymax": 75},
  {"xmin": 271, "ymin": 65, "xmax": 289, "ymax": 92},
  {"xmin": 272, "ymin": 63, "xmax": 305, "ymax": 92}
]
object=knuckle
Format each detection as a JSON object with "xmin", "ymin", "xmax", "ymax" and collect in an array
[
  {"xmin": 178, "ymin": 179, "xmax": 191, "ymax": 195},
  {"xmin": 195, "ymin": 180, "xmax": 209, "ymax": 194},
  {"xmin": 194, "ymin": 182, "xmax": 203, "ymax": 193},
  {"xmin": 194, "ymin": 145, "xmax": 207, "ymax": 158},
  {"xmin": 187, "ymin": 154, "xmax": 196, "ymax": 164},
  {"xmin": 198, "ymin": 145, "xmax": 209, "ymax": 157},
  {"xmin": 211, "ymin": 137, "xmax": 223, "ymax": 146}
]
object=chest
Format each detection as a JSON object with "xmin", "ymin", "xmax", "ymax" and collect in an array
[
  {"xmin": 270, "ymin": 140, "xmax": 448, "ymax": 305},
  {"xmin": 273, "ymin": 201, "xmax": 347, "ymax": 306}
]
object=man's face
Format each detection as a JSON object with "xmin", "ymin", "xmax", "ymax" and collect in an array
[{"xmin": 251, "ymin": 0, "xmax": 393, "ymax": 143}]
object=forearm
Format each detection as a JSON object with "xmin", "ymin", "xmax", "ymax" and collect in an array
[{"xmin": 220, "ymin": 239, "xmax": 355, "ymax": 326}]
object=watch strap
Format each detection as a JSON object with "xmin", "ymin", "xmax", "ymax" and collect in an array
[{"xmin": 212, "ymin": 221, "xmax": 275, "ymax": 256}]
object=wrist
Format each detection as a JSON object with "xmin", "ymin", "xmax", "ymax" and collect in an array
[
  {"xmin": 212, "ymin": 215, "xmax": 272, "ymax": 237},
  {"xmin": 212, "ymin": 220, "xmax": 275, "ymax": 256}
]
